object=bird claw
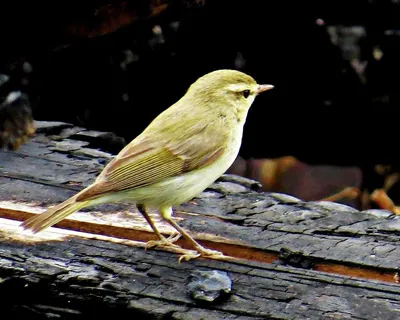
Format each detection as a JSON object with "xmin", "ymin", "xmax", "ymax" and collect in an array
[
  {"xmin": 177, "ymin": 247, "xmax": 224, "ymax": 263},
  {"xmin": 178, "ymin": 252, "xmax": 201, "ymax": 263},
  {"xmin": 198, "ymin": 248, "xmax": 224, "ymax": 258},
  {"xmin": 145, "ymin": 233, "xmax": 181, "ymax": 249},
  {"xmin": 145, "ymin": 233, "xmax": 224, "ymax": 263},
  {"xmin": 166, "ymin": 233, "xmax": 182, "ymax": 243}
]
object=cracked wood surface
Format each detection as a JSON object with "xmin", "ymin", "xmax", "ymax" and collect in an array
[
  {"xmin": 1, "ymin": 237, "xmax": 400, "ymax": 320},
  {"xmin": 1, "ymin": 121, "xmax": 400, "ymax": 319}
]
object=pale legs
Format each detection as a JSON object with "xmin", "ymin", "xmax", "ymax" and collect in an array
[{"xmin": 137, "ymin": 204, "xmax": 224, "ymax": 261}]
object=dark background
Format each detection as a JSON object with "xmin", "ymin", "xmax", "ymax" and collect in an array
[{"xmin": 1, "ymin": 0, "xmax": 400, "ymax": 203}]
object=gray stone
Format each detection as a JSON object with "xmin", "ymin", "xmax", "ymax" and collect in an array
[{"xmin": 187, "ymin": 270, "xmax": 232, "ymax": 303}]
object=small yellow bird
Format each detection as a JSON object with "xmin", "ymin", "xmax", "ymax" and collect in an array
[{"xmin": 21, "ymin": 69, "xmax": 273, "ymax": 261}]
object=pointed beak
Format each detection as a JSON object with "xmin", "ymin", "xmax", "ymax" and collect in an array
[{"xmin": 256, "ymin": 84, "xmax": 274, "ymax": 94}]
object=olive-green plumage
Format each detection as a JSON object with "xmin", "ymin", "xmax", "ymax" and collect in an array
[{"xmin": 21, "ymin": 69, "xmax": 273, "ymax": 261}]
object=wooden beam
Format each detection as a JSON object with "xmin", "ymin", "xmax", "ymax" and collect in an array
[{"xmin": 1, "ymin": 121, "xmax": 400, "ymax": 318}]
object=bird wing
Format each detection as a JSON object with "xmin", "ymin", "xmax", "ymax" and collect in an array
[{"xmin": 76, "ymin": 130, "xmax": 225, "ymax": 201}]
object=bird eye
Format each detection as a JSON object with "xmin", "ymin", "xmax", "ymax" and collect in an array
[{"xmin": 242, "ymin": 90, "xmax": 250, "ymax": 98}]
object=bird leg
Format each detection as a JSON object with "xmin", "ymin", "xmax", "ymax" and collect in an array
[
  {"xmin": 160, "ymin": 206, "xmax": 224, "ymax": 262},
  {"xmin": 137, "ymin": 204, "xmax": 181, "ymax": 249}
]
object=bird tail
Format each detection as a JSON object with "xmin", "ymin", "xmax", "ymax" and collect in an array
[{"xmin": 20, "ymin": 194, "xmax": 89, "ymax": 233}]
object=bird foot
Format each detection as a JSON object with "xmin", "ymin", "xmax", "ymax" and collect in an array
[
  {"xmin": 178, "ymin": 247, "xmax": 224, "ymax": 263},
  {"xmin": 145, "ymin": 233, "xmax": 181, "ymax": 249},
  {"xmin": 178, "ymin": 251, "xmax": 201, "ymax": 262}
]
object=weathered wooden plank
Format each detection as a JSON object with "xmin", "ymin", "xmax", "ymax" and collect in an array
[
  {"xmin": 178, "ymin": 191, "xmax": 400, "ymax": 271},
  {"xmin": 1, "ymin": 123, "xmax": 399, "ymax": 272},
  {"xmin": 1, "ymin": 232, "xmax": 400, "ymax": 320},
  {"xmin": 1, "ymin": 121, "xmax": 400, "ymax": 319}
]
